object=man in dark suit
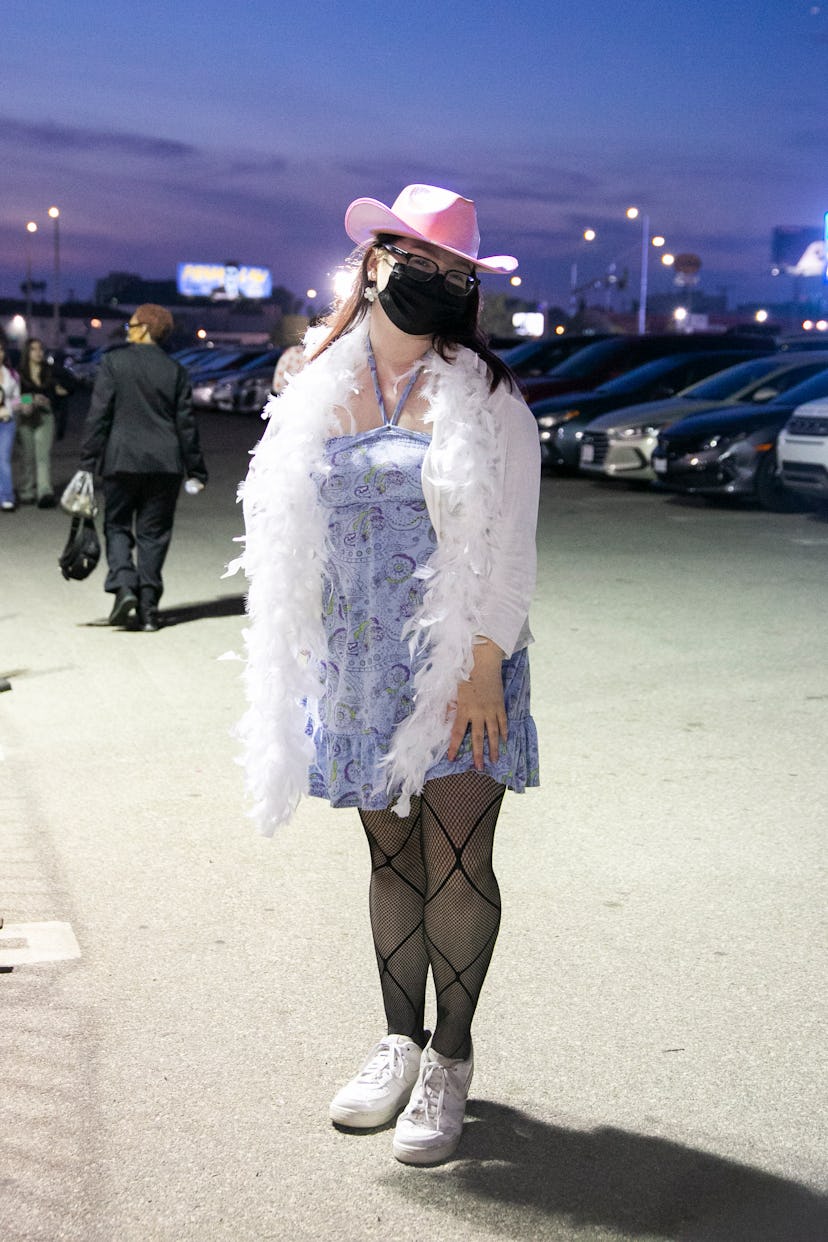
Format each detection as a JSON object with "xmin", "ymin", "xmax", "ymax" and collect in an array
[{"xmin": 79, "ymin": 304, "xmax": 208, "ymax": 632}]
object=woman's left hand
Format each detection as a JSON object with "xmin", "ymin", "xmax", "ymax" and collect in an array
[{"xmin": 447, "ymin": 638, "xmax": 507, "ymax": 770}]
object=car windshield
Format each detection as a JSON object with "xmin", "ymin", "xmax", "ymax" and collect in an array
[
  {"xmin": 680, "ymin": 355, "xmax": 788, "ymax": 400},
  {"xmin": 592, "ymin": 354, "xmax": 693, "ymax": 394},
  {"xmin": 191, "ymin": 349, "xmax": 265, "ymax": 374},
  {"xmin": 500, "ymin": 341, "xmax": 549, "ymax": 367},
  {"xmin": 233, "ymin": 349, "xmax": 281, "ymax": 373},
  {"xmin": 767, "ymin": 366, "xmax": 828, "ymax": 406},
  {"xmin": 544, "ymin": 338, "xmax": 627, "ymax": 379}
]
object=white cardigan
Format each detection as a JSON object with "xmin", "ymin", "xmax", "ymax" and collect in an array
[
  {"xmin": 0, "ymin": 365, "xmax": 21, "ymax": 417},
  {"xmin": 231, "ymin": 320, "xmax": 540, "ymax": 832}
]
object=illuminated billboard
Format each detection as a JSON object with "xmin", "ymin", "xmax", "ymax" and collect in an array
[
  {"xmin": 771, "ymin": 226, "xmax": 824, "ymax": 277},
  {"xmin": 176, "ymin": 262, "xmax": 273, "ymax": 299}
]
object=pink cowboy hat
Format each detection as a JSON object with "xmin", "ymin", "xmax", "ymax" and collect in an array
[{"xmin": 344, "ymin": 183, "xmax": 518, "ymax": 274}]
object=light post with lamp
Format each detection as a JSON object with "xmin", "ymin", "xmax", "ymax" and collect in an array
[
  {"xmin": 626, "ymin": 208, "xmax": 674, "ymax": 334},
  {"xmin": 24, "ymin": 221, "xmax": 38, "ymax": 335},
  {"xmin": 625, "ymin": 208, "xmax": 651, "ymax": 334},
  {"xmin": 48, "ymin": 206, "xmax": 61, "ymax": 349},
  {"xmin": 569, "ymin": 228, "xmax": 597, "ymax": 317}
]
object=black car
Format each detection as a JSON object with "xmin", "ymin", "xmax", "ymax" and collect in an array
[
  {"xmin": 535, "ymin": 350, "xmax": 768, "ymax": 469},
  {"xmin": 650, "ymin": 367, "xmax": 828, "ymax": 511},
  {"xmin": 498, "ymin": 333, "xmax": 612, "ymax": 378},
  {"xmin": 520, "ymin": 331, "xmax": 773, "ymax": 404}
]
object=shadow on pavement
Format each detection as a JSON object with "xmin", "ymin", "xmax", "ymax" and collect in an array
[
  {"xmin": 388, "ymin": 1099, "xmax": 827, "ymax": 1241},
  {"xmin": 159, "ymin": 594, "xmax": 246, "ymax": 625}
]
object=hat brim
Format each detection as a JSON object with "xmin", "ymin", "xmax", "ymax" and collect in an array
[{"xmin": 344, "ymin": 197, "xmax": 518, "ymax": 274}]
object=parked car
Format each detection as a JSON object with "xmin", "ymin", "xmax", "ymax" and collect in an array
[
  {"xmin": 537, "ymin": 349, "xmax": 766, "ymax": 469},
  {"xmin": 650, "ymin": 367, "xmax": 828, "ymax": 511},
  {"xmin": 498, "ymin": 333, "xmax": 611, "ymax": 377},
  {"xmin": 68, "ymin": 344, "xmax": 114, "ymax": 387},
  {"xmin": 777, "ymin": 398, "xmax": 828, "ymax": 504},
  {"xmin": 190, "ymin": 348, "xmax": 280, "ymax": 407},
  {"xmin": 211, "ymin": 352, "xmax": 283, "ymax": 413},
  {"xmin": 519, "ymin": 332, "xmax": 772, "ymax": 404},
  {"xmin": 578, "ymin": 352, "xmax": 828, "ymax": 483}
]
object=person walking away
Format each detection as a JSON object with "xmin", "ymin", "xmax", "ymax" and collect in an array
[
  {"xmin": 0, "ymin": 343, "xmax": 22, "ymax": 511},
  {"xmin": 79, "ymin": 304, "xmax": 208, "ymax": 632},
  {"xmin": 236, "ymin": 184, "xmax": 540, "ymax": 1164},
  {"xmin": 17, "ymin": 338, "xmax": 68, "ymax": 507}
]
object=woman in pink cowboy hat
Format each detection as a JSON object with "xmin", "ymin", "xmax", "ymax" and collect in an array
[{"xmin": 234, "ymin": 184, "xmax": 540, "ymax": 1164}]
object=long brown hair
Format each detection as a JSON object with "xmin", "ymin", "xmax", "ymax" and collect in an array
[
  {"xmin": 310, "ymin": 235, "xmax": 515, "ymax": 393},
  {"xmin": 19, "ymin": 338, "xmax": 52, "ymax": 387}
]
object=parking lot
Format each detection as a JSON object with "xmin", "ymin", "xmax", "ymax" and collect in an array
[{"xmin": 1, "ymin": 405, "xmax": 827, "ymax": 1241}]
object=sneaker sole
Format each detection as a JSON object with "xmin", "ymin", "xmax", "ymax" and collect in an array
[
  {"xmin": 392, "ymin": 1132, "xmax": 463, "ymax": 1165},
  {"xmin": 329, "ymin": 1099, "xmax": 409, "ymax": 1129}
]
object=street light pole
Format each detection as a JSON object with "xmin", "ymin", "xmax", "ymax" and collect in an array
[
  {"xmin": 627, "ymin": 207, "xmax": 650, "ymax": 334},
  {"xmin": 48, "ymin": 206, "xmax": 61, "ymax": 349},
  {"xmin": 637, "ymin": 212, "xmax": 650, "ymax": 334},
  {"xmin": 25, "ymin": 221, "xmax": 38, "ymax": 336},
  {"xmin": 570, "ymin": 228, "xmax": 596, "ymax": 318}
]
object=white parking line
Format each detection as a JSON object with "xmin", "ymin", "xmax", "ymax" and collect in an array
[{"xmin": 0, "ymin": 921, "xmax": 81, "ymax": 965}]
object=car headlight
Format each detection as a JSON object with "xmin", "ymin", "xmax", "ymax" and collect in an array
[
  {"xmin": 536, "ymin": 409, "xmax": 580, "ymax": 430},
  {"xmin": 213, "ymin": 381, "xmax": 233, "ymax": 398},
  {"xmin": 617, "ymin": 425, "xmax": 659, "ymax": 440}
]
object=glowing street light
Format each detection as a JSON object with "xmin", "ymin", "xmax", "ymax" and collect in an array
[
  {"xmin": 48, "ymin": 206, "xmax": 61, "ymax": 348},
  {"xmin": 332, "ymin": 268, "xmax": 355, "ymax": 302},
  {"xmin": 510, "ymin": 275, "xmax": 522, "ymax": 287},
  {"xmin": 661, "ymin": 253, "xmax": 675, "ymax": 267}
]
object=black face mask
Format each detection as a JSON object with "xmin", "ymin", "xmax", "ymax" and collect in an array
[{"xmin": 378, "ymin": 265, "xmax": 470, "ymax": 337}]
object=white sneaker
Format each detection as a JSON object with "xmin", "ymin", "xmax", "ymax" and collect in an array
[
  {"xmin": 393, "ymin": 1041, "xmax": 474, "ymax": 1165},
  {"xmin": 329, "ymin": 1034, "xmax": 423, "ymax": 1128}
]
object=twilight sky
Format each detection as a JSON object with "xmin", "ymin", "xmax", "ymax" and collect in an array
[{"xmin": 2, "ymin": 0, "xmax": 827, "ymax": 312}]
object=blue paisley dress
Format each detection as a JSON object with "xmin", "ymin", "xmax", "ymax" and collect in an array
[{"xmin": 307, "ymin": 407, "xmax": 539, "ymax": 810}]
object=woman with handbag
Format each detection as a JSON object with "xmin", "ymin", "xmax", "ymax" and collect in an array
[
  {"xmin": 237, "ymin": 184, "xmax": 540, "ymax": 1165},
  {"xmin": 0, "ymin": 342, "xmax": 22, "ymax": 511},
  {"xmin": 17, "ymin": 337, "xmax": 68, "ymax": 508}
]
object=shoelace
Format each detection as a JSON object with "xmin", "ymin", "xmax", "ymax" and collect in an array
[
  {"xmin": 356, "ymin": 1040, "xmax": 408, "ymax": 1085},
  {"xmin": 407, "ymin": 1061, "xmax": 452, "ymax": 1126}
]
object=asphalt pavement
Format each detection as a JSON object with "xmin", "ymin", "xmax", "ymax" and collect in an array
[{"xmin": 1, "ymin": 397, "xmax": 827, "ymax": 1242}]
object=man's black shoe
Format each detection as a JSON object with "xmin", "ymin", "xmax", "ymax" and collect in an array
[
  {"xmin": 139, "ymin": 607, "xmax": 160, "ymax": 632},
  {"xmin": 37, "ymin": 493, "xmax": 56, "ymax": 509},
  {"xmin": 109, "ymin": 588, "xmax": 138, "ymax": 625}
]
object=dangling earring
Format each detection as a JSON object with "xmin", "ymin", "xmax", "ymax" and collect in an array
[{"xmin": 363, "ymin": 284, "xmax": 378, "ymax": 303}]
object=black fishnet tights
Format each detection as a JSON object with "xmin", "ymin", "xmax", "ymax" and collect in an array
[{"xmin": 359, "ymin": 772, "xmax": 505, "ymax": 1061}]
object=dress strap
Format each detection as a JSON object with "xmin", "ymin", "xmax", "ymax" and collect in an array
[{"xmin": 367, "ymin": 340, "xmax": 424, "ymax": 427}]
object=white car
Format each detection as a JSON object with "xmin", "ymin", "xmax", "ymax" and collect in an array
[{"xmin": 778, "ymin": 398, "xmax": 828, "ymax": 502}]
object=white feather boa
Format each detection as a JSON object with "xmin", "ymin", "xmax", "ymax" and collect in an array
[{"xmin": 231, "ymin": 319, "xmax": 504, "ymax": 834}]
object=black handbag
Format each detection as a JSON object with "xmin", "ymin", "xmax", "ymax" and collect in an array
[{"xmin": 58, "ymin": 515, "xmax": 101, "ymax": 581}]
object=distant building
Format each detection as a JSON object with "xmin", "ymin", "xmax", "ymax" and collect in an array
[{"xmin": 94, "ymin": 272, "xmax": 179, "ymax": 306}]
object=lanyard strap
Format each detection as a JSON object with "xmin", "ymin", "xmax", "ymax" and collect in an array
[{"xmin": 367, "ymin": 340, "xmax": 423, "ymax": 426}]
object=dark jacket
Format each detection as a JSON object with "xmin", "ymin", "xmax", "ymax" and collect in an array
[{"xmin": 80, "ymin": 344, "xmax": 208, "ymax": 482}]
